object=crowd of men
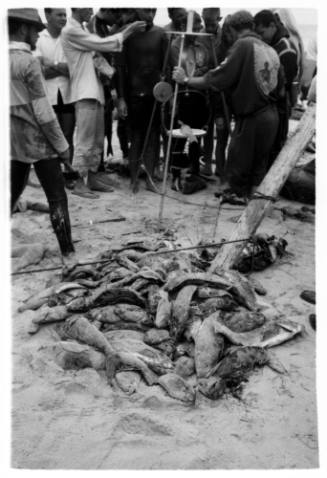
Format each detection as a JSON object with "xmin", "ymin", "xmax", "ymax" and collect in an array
[{"xmin": 9, "ymin": 7, "xmax": 313, "ymax": 257}]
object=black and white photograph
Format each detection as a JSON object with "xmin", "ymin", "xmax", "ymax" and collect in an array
[{"xmin": 2, "ymin": 0, "xmax": 324, "ymax": 471}]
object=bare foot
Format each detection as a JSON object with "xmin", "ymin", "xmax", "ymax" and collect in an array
[
  {"xmin": 130, "ymin": 179, "xmax": 140, "ymax": 194},
  {"xmin": 87, "ymin": 174, "xmax": 114, "ymax": 193},
  {"xmin": 72, "ymin": 178, "xmax": 99, "ymax": 198}
]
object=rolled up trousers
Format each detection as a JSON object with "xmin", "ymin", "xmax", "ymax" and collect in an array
[{"xmin": 73, "ymin": 99, "xmax": 104, "ymax": 176}]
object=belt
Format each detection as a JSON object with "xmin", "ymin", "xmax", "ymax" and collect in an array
[{"xmin": 236, "ymin": 103, "xmax": 276, "ymax": 120}]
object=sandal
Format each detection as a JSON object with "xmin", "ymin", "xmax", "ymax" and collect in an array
[
  {"xmin": 72, "ymin": 190, "xmax": 99, "ymax": 199},
  {"xmin": 216, "ymin": 189, "xmax": 247, "ymax": 205}
]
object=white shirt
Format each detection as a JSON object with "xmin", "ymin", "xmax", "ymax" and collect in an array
[
  {"xmin": 61, "ymin": 17, "xmax": 123, "ymax": 105},
  {"xmin": 35, "ymin": 29, "xmax": 71, "ymax": 106}
]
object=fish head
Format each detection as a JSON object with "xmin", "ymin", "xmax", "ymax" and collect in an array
[
  {"xmin": 67, "ymin": 297, "xmax": 87, "ymax": 312},
  {"xmin": 198, "ymin": 376, "xmax": 226, "ymax": 400}
]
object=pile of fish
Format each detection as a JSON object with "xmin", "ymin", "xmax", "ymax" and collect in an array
[{"xmin": 19, "ymin": 237, "xmax": 303, "ymax": 404}]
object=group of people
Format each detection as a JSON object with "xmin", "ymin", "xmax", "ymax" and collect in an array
[{"xmin": 9, "ymin": 7, "xmax": 307, "ymax": 256}]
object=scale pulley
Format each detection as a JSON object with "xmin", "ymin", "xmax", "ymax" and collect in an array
[{"xmin": 153, "ymin": 81, "xmax": 173, "ymax": 103}]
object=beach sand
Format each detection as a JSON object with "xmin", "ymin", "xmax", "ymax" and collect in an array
[{"xmin": 11, "ymin": 123, "xmax": 318, "ymax": 469}]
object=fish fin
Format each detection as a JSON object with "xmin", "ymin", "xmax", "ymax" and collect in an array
[
  {"xmin": 28, "ymin": 322, "xmax": 40, "ymax": 335},
  {"xmin": 267, "ymin": 352, "xmax": 288, "ymax": 374}
]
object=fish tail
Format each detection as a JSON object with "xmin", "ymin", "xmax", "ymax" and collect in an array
[{"xmin": 105, "ymin": 352, "xmax": 120, "ymax": 385}]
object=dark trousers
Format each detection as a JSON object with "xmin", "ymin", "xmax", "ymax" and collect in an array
[
  {"xmin": 269, "ymin": 110, "xmax": 289, "ymax": 167},
  {"xmin": 168, "ymin": 90, "xmax": 209, "ymax": 179},
  {"xmin": 53, "ymin": 93, "xmax": 75, "ymax": 165},
  {"xmin": 104, "ymin": 97, "xmax": 113, "ymax": 157},
  {"xmin": 170, "ymin": 138, "xmax": 200, "ymax": 179},
  {"xmin": 203, "ymin": 113, "xmax": 229, "ymax": 178},
  {"xmin": 117, "ymin": 118, "xmax": 130, "ymax": 158},
  {"xmin": 98, "ymin": 96, "xmax": 114, "ymax": 172},
  {"xmin": 128, "ymin": 96, "xmax": 160, "ymax": 180},
  {"xmin": 11, "ymin": 159, "xmax": 74, "ymax": 255},
  {"xmin": 226, "ymin": 106, "xmax": 279, "ymax": 196}
]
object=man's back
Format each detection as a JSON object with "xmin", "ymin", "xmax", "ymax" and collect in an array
[{"xmin": 205, "ymin": 32, "xmax": 280, "ymax": 116}]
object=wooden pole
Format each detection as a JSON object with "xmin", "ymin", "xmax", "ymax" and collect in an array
[
  {"xmin": 158, "ymin": 33, "xmax": 185, "ymax": 223},
  {"xmin": 209, "ymin": 103, "xmax": 316, "ymax": 272}
]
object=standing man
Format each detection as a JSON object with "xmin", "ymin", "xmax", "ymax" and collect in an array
[
  {"xmin": 9, "ymin": 8, "xmax": 75, "ymax": 256},
  {"xmin": 254, "ymin": 10, "xmax": 298, "ymax": 164},
  {"xmin": 87, "ymin": 9, "xmax": 117, "ymax": 168},
  {"xmin": 164, "ymin": 8, "xmax": 187, "ymax": 33},
  {"xmin": 35, "ymin": 8, "xmax": 75, "ymax": 187},
  {"xmin": 118, "ymin": 9, "xmax": 169, "ymax": 192},
  {"xmin": 61, "ymin": 8, "xmax": 145, "ymax": 199},
  {"xmin": 169, "ymin": 11, "xmax": 210, "ymax": 193},
  {"xmin": 173, "ymin": 10, "xmax": 281, "ymax": 203},
  {"xmin": 198, "ymin": 8, "xmax": 227, "ymax": 177}
]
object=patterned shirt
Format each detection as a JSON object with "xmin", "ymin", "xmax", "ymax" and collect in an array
[
  {"xmin": 204, "ymin": 32, "xmax": 280, "ymax": 117},
  {"xmin": 10, "ymin": 42, "xmax": 68, "ymax": 163}
]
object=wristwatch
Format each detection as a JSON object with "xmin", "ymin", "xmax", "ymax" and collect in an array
[{"xmin": 183, "ymin": 76, "xmax": 190, "ymax": 86}]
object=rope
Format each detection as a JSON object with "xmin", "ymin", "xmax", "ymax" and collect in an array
[
  {"xmin": 11, "ymin": 258, "xmax": 112, "ymax": 276},
  {"xmin": 11, "ymin": 238, "xmax": 251, "ymax": 276},
  {"xmin": 250, "ymin": 191, "xmax": 277, "ymax": 202},
  {"xmin": 135, "ymin": 165, "xmax": 244, "ymax": 210},
  {"xmin": 145, "ymin": 238, "xmax": 251, "ymax": 257}
]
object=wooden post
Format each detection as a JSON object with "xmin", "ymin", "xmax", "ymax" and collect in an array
[
  {"xmin": 209, "ymin": 103, "xmax": 316, "ymax": 272},
  {"xmin": 158, "ymin": 32, "xmax": 185, "ymax": 223}
]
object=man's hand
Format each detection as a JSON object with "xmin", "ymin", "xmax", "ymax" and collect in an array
[
  {"xmin": 121, "ymin": 21, "xmax": 146, "ymax": 41},
  {"xmin": 41, "ymin": 59, "xmax": 69, "ymax": 79},
  {"xmin": 117, "ymin": 98, "xmax": 128, "ymax": 119},
  {"xmin": 59, "ymin": 148, "xmax": 70, "ymax": 163},
  {"xmin": 173, "ymin": 66, "xmax": 187, "ymax": 84},
  {"xmin": 55, "ymin": 62, "xmax": 70, "ymax": 77}
]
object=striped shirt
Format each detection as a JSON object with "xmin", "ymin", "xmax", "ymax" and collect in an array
[{"xmin": 10, "ymin": 41, "xmax": 68, "ymax": 163}]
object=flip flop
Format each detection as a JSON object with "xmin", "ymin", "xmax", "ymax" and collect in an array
[
  {"xmin": 309, "ymin": 314, "xmax": 316, "ymax": 331},
  {"xmin": 215, "ymin": 190, "xmax": 247, "ymax": 206},
  {"xmin": 72, "ymin": 189, "xmax": 99, "ymax": 199},
  {"xmin": 300, "ymin": 290, "xmax": 316, "ymax": 305},
  {"xmin": 200, "ymin": 173, "xmax": 216, "ymax": 182}
]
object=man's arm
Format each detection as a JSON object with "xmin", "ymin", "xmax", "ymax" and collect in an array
[
  {"xmin": 279, "ymin": 49, "xmax": 298, "ymax": 89},
  {"xmin": 173, "ymin": 40, "xmax": 243, "ymax": 91},
  {"xmin": 63, "ymin": 21, "xmax": 146, "ymax": 53},
  {"xmin": 35, "ymin": 39, "xmax": 70, "ymax": 79},
  {"xmin": 172, "ymin": 67, "xmax": 209, "ymax": 90},
  {"xmin": 63, "ymin": 26, "xmax": 123, "ymax": 52},
  {"xmin": 38, "ymin": 58, "xmax": 70, "ymax": 79},
  {"xmin": 203, "ymin": 40, "xmax": 243, "ymax": 91},
  {"xmin": 25, "ymin": 58, "xmax": 69, "ymax": 157}
]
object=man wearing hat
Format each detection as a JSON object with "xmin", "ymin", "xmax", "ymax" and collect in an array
[
  {"xmin": 8, "ymin": 8, "xmax": 75, "ymax": 257},
  {"xmin": 173, "ymin": 10, "xmax": 281, "ymax": 203}
]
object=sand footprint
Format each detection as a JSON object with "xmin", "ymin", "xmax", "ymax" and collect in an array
[{"xmin": 114, "ymin": 412, "xmax": 172, "ymax": 437}]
